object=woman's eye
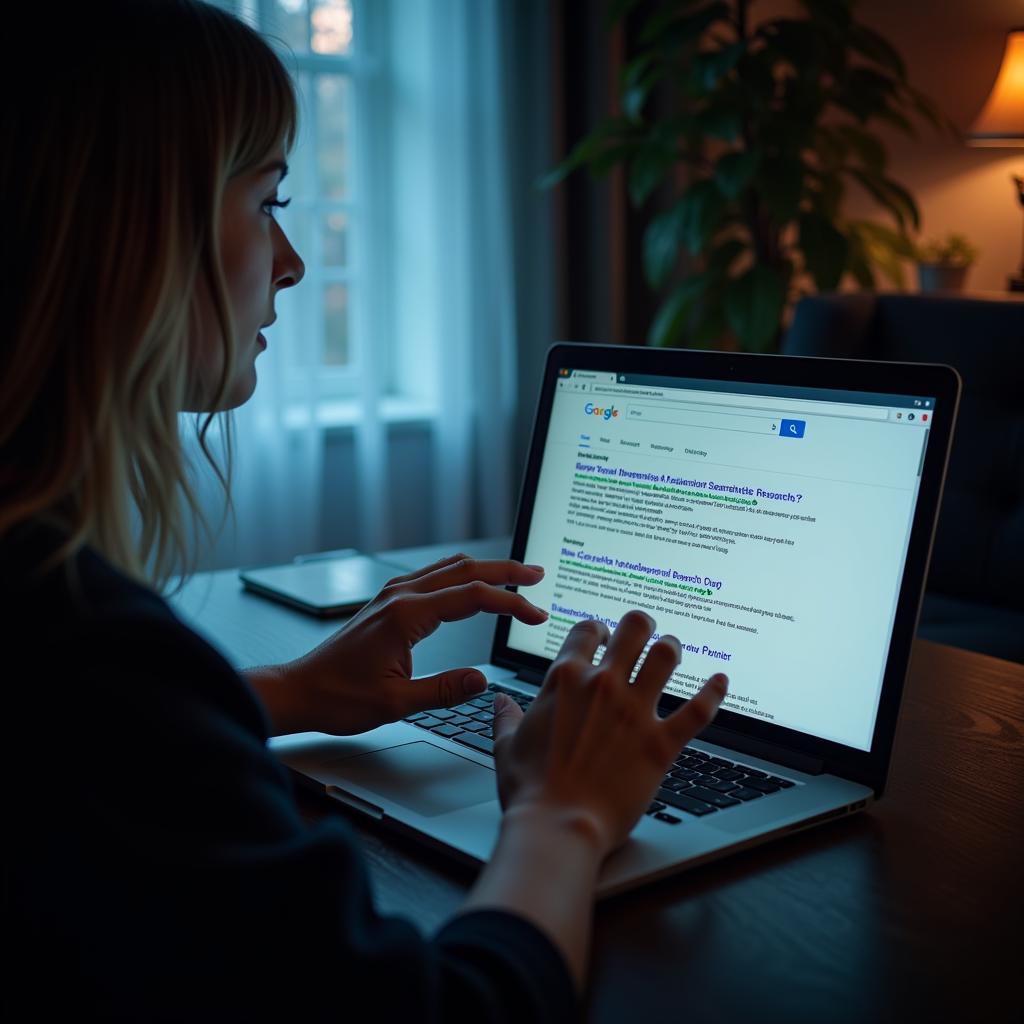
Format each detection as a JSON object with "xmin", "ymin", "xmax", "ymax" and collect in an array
[{"xmin": 262, "ymin": 196, "xmax": 292, "ymax": 217}]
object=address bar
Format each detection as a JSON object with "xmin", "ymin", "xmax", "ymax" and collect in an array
[
  {"xmin": 592, "ymin": 385, "xmax": 888, "ymax": 420},
  {"xmin": 626, "ymin": 404, "xmax": 779, "ymax": 435}
]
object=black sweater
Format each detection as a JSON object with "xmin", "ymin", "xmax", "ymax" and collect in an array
[{"xmin": 3, "ymin": 521, "xmax": 577, "ymax": 1021}]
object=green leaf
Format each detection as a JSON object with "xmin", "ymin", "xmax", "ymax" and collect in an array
[
  {"xmin": 696, "ymin": 105, "xmax": 742, "ymax": 142},
  {"xmin": 639, "ymin": 2, "xmax": 730, "ymax": 48},
  {"xmin": 798, "ymin": 0, "xmax": 852, "ymax": 36},
  {"xmin": 680, "ymin": 179, "xmax": 729, "ymax": 254},
  {"xmin": 535, "ymin": 118, "xmax": 637, "ymax": 189},
  {"xmin": 848, "ymin": 169, "xmax": 920, "ymax": 232},
  {"xmin": 644, "ymin": 205, "xmax": 688, "ymax": 289},
  {"xmin": 628, "ymin": 146, "xmax": 674, "ymax": 206},
  {"xmin": 812, "ymin": 171, "xmax": 845, "ymax": 220},
  {"xmin": 621, "ymin": 56, "xmax": 665, "ymax": 123},
  {"xmin": 844, "ymin": 228, "xmax": 876, "ymax": 289},
  {"xmin": 758, "ymin": 159, "xmax": 804, "ymax": 224},
  {"xmin": 714, "ymin": 150, "xmax": 758, "ymax": 199},
  {"xmin": 706, "ymin": 237, "xmax": 747, "ymax": 278},
  {"xmin": 605, "ymin": 0, "xmax": 643, "ymax": 29},
  {"xmin": 643, "ymin": 181, "xmax": 728, "ymax": 288},
  {"xmin": 832, "ymin": 67, "xmax": 901, "ymax": 123},
  {"xmin": 834, "ymin": 124, "xmax": 887, "ymax": 174},
  {"xmin": 848, "ymin": 24, "xmax": 906, "ymax": 80},
  {"xmin": 647, "ymin": 275, "xmax": 710, "ymax": 347},
  {"xmin": 846, "ymin": 219, "xmax": 916, "ymax": 288},
  {"xmin": 724, "ymin": 264, "xmax": 788, "ymax": 352},
  {"xmin": 798, "ymin": 212, "xmax": 848, "ymax": 291},
  {"xmin": 690, "ymin": 40, "xmax": 746, "ymax": 92}
]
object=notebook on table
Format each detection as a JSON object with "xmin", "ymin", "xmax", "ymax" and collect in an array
[{"xmin": 271, "ymin": 342, "xmax": 960, "ymax": 898}]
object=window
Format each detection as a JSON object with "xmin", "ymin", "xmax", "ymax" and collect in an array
[{"xmin": 223, "ymin": 0, "xmax": 398, "ymax": 416}]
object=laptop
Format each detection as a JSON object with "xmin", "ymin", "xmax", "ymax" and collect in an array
[{"xmin": 271, "ymin": 342, "xmax": 961, "ymax": 898}]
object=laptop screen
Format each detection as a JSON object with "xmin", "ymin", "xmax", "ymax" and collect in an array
[{"xmin": 506, "ymin": 367, "xmax": 938, "ymax": 753}]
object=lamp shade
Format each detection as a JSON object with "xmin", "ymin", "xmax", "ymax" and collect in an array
[{"xmin": 967, "ymin": 28, "xmax": 1024, "ymax": 146}]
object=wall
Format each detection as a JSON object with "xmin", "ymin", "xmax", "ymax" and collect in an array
[{"xmin": 767, "ymin": 0, "xmax": 1023, "ymax": 293}]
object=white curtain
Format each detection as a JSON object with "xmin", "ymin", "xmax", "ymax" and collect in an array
[{"xmin": 173, "ymin": 0, "xmax": 527, "ymax": 576}]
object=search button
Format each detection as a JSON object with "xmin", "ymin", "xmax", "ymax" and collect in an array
[{"xmin": 780, "ymin": 419, "xmax": 806, "ymax": 438}]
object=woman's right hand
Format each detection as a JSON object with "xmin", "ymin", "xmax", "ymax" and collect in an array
[{"xmin": 492, "ymin": 611, "xmax": 729, "ymax": 859}]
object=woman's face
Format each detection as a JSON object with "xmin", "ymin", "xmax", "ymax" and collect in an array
[{"xmin": 184, "ymin": 148, "xmax": 305, "ymax": 411}]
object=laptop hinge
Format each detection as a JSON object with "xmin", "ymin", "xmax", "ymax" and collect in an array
[
  {"xmin": 514, "ymin": 667, "xmax": 546, "ymax": 686},
  {"xmin": 699, "ymin": 723, "xmax": 825, "ymax": 775}
]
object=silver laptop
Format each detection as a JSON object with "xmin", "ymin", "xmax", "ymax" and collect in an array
[{"xmin": 271, "ymin": 343, "xmax": 960, "ymax": 898}]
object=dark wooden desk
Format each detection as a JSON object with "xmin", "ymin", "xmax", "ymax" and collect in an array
[{"xmin": 171, "ymin": 542, "xmax": 1024, "ymax": 1023}]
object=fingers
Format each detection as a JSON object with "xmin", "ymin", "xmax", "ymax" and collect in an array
[
  {"xmin": 400, "ymin": 557, "xmax": 545, "ymax": 595},
  {"xmin": 553, "ymin": 617, "xmax": 610, "ymax": 666},
  {"xmin": 491, "ymin": 692, "xmax": 524, "ymax": 748},
  {"xmin": 600, "ymin": 609, "xmax": 656, "ymax": 674},
  {"xmin": 664, "ymin": 673, "xmax": 729, "ymax": 746},
  {"xmin": 631, "ymin": 634, "xmax": 682, "ymax": 700},
  {"xmin": 381, "ymin": 551, "xmax": 472, "ymax": 588},
  {"xmin": 402, "ymin": 668, "xmax": 489, "ymax": 715},
  {"xmin": 400, "ymin": 583, "xmax": 549, "ymax": 634}
]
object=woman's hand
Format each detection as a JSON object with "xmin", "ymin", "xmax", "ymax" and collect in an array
[
  {"xmin": 245, "ymin": 553, "xmax": 547, "ymax": 736},
  {"xmin": 492, "ymin": 610, "xmax": 728, "ymax": 859}
]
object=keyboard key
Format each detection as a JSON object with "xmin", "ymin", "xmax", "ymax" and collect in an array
[
  {"xmin": 767, "ymin": 776, "xmax": 795, "ymax": 788},
  {"xmin": 656, "ymin": 788, "xmax": 717, "ymax": 816},
  {"xmin": 738, "ymin": 767, "xmax": 767, "ymax": 778},
  {"xmin": 669, "ymin": 768, "xmax": 699, "ymax": 781},
  {"xmin": 693, "ymin": 773, "xmax": 722, "ymax": 787},
  {"xmin": 661, "ymin": 778, "xmax": 693, "ymax": 792},
  {"xmin": 705, "ymin": 780, "xmax": 739, "ymax": 793},
  {"xmin": 431, "ymin": 724, "xmax": 463, "ymax": 738},
  {"xmin": 729, "ymin": 786, "xmax": 764, "ymax": 801},
  {"xmin": 470, "ymin": 711, "xmax": 493, "ymax": 723},
  {"xmin": 654, "ymin": 812, "xmax": 682, "ymax": 824},
  {"xmin": 741, "ymin": 778, "xmax": 781, "ymax": 794},
  {"xmin": 453, "ymin": 703, "xmax": 480, "ymax": 715},
  {"xmin": 688, "ymin": 786, "xmax": 741, "ymax": 808},
  {"xmin": 460, "ymin": 721, "xmax": 488, "ymax": 733},
  {"xmin": 404, "ymin": 712, "xmax": 429, "ymax": 722},
  {"xmin": 454, "ymin": 732, "xmax": 494, "ymax": 755},
  {"xmin": 415, "ymin": 716, "xmax": 443, "ymax": 729},
  {"xmin": 647, "ymin": 801, "xmax": 666, "ymax": 815},
  {"xmin": 468, "ymin": 697, "xmax": 492, "ymax": 709},
  {"xmin": 706, "ymin": 757, "xmax": 734, "ymax": 768},
  {"xmin": 448, "ymin": 715, "xmax": 472, "ymax": 726},
  {"xmin": 713, "ymin": 768, "xmax": 744, "ymax": 781},
  {"xmin": 431, "ymin": 709, "xmax": 457, "ymax": 721}
]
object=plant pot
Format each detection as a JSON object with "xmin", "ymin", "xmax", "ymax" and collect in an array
[{"xmin": 917, "ymin": 262, "xmax": 970, "ymax": 293}]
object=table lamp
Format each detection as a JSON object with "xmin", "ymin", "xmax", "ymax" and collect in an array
[{"xmin": 966, "ymin": 28, "xmax": 1024, "ymax": 291}]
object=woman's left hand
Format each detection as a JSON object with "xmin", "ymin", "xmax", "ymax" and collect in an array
[{"xmin": 244, "ymin": 553, "xmax": 547, "ymax": 736}]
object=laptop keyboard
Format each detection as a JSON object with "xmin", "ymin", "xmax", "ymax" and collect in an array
[{"xmin": 402, "ymin": 681, "xmax": 797, "ymax": 824}]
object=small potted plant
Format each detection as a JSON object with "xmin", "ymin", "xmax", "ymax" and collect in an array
[{"xmin": 915, "ymin": 233, "xmax": 979, "ymax": 293}]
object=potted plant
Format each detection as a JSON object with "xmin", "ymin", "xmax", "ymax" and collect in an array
[
  {"xmin": 543, "ymin": 0, "xmax": 956, "ymax": 351},
  {"xmin": 915, "ymin": 233, "xmax": 980, "ymax": 293}
]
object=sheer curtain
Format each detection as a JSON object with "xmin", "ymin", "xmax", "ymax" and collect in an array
[{"xmin": 175, "ymin": 0, "xmax": 543, "ymax": 578}]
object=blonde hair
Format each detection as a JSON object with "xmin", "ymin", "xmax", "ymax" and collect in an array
[{"xmin": 0, "ymin": 0, "xmax": 298, "ymax": 602}]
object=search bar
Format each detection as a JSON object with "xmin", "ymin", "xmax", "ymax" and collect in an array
[
  {"xmin": 627, "ymin": 404, "xmax": 780, "ymax": 435},
  {"xmin": 594, "ymin": 385, "xmax": 888, "ymax": 420}
]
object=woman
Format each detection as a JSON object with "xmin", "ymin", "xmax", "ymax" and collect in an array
[{"xmin": 2, "ymin": 2, "xmax": 728, "ymax": 1019}]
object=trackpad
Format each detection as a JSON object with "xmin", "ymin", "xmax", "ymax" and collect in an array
[{"xmin": 324, "ymin": 741, "xmax": 496, "ymax": 818}]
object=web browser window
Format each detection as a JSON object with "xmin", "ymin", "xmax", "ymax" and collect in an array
[{"xmin": 508, "ymin": 369, "xmax": 938, "ymax": 751}]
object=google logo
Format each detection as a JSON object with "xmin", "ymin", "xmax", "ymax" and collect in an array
[{"xmin": 585, "ymin": 402, "xmax": 618, "ymax": 421}]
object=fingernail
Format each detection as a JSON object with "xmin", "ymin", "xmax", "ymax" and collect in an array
[
  {"xmin": 527, "ymin": 564, "xmax": 545, "ymax": 574},
  {"xmin": 463, "ymin": 673, "xmax": 487, "ymax": 696}
]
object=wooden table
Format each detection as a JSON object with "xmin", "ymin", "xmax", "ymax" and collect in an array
[{"xmin": 170, "ymin": 538, "xmax": 1024, "ymax": 1024}]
